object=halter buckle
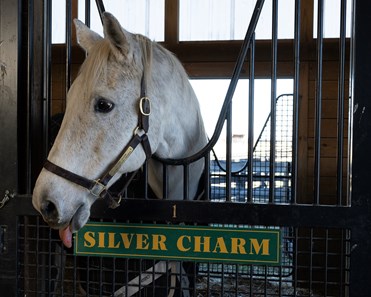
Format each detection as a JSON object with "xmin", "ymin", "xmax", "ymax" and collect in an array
[
  {"xmin": 139, "ymin": 97, "xmax": 151, "ymax": 116},
  {"xmin": 90, "ymin": 179, "xmax": 107, "ymax": 197}
]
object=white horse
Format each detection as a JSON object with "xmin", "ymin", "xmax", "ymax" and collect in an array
[{"xmin": 32, "ymin": 12, "xmax": 207, "ymax": 248}]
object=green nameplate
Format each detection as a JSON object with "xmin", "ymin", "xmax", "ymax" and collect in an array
[{"xmin": 75, "ymin": 222, "xmax": 281, "ymax": 265}]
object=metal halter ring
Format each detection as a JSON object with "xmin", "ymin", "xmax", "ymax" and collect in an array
[
  {"xmin": 90, "ymin": 179, "xmax": 107, "ymax": 197},
  {"xmin": 133, "ymin": 126, "xmax": 145, "ymax": 136},
  {"xmin": 139, "ymin": 97, "xmax": 151, "ymax": 116}
]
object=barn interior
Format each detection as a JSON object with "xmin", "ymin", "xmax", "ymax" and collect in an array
[{"xmin": 1, "ymin": 0, "xmax": 371, "ymax": 296}]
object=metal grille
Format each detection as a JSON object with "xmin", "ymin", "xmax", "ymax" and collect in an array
[
  {"xmin": 17, "ymin": 216, "xmax": 350, "ymax": 296},
  {"xmin": 210, "ymin": 94, "xmax": 293, "ymax": 204},
  {"xmin": 208, "ymin": 93, "xmax": 294, "ymax": 281}
]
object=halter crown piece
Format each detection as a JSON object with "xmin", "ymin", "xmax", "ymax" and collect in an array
[{"xmin": 43, "ymin": 73, "xmax": 152, "ymax": 209}]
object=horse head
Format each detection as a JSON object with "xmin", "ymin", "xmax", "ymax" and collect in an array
[{"xmin": 32, "ymin": 12, "xmax": 207, "ymax": 248}]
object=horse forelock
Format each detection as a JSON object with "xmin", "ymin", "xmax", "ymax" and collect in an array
[
  {"xmin": 78, "ymin": 39, "xmax": 111, "ymax": 97},
  {"xmin": 76, "ymin": 30, "xmax": 188, "ymax": 103}
]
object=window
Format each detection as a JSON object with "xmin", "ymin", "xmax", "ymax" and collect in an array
[
  {"xmin": 52, "ymin": 1, "xmax": 67, "ymax": 44},
  {"xmin": 313, "ymin": 0, "xmax": 352, "ymax": 38},
  {"xmin": 52, "ymin": 0, "xmax": 165, "ymax": 43},
  {"xmin": 191, "ymin": 79, "xmax": 294, "ymax": 158},
  {"xmin": 179, "ymin": 0, "xmax": 295, "ymax": 41},
  {"xmin": 79, "ymin": 0, "xmax": 165, "ymax": 41}
]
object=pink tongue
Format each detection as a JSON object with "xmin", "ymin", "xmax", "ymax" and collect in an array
[{"xmin": 59, "ymin": 226, "xmax": 72, "ymax": 248}]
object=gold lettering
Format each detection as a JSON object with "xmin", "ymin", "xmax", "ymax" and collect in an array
[
  {"xmin": 177, "ymin": 235, "xmax": 191, "ymax": 252},
  {"xmin": 212, "ymin": 237, "xmax": 228, "ymax": 253},
  {"xmin": 152, "ymin": 234, "xmax": 167, "ymax": 251},
  {"xmin": 108, "ymin": 232, "xmax": 120, "ymax": 248},
  {"xmin": 194, "ymin": 236, "xmax": 210, "ymax": 252},
  {"xmin": 249, "ymin": 239, "xmax": 270, "ymax": 255},
  {"xmin": 98, "ymin": 232, "xmax": 105, "ymax": 248},
  {"xmin": 120, "ymin": 233, "xmax": 134, "ymax": 249},
  {"xmin": 84, "ymin": 231, "xmax": 96, "ymax": 248},
  {"xmin": 136, "ymin": 234, "xmax": 149, "ymax": 250},
  {"xmin": 231, "ymin": 238, "xmax": 247, "ymax": 254}
]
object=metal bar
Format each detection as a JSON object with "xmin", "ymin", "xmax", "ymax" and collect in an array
[
  {"xmin": 124, "ymin": 258, "xmax": 129, "ymax": 296},
  {"xmin": 336, "ymin": 0, "xmax": 347, "ymax": 205},
  {"xmin": 11, "ymin": 195, "xmax": 359, "ymax": 229},
  {"xmin": 65, "ymin": 0, "xmax": 72, "ymax": 92},
  {"xmin": 234, "ymin": 264, "xmax": 238, "ymax": 297},
  {"xmin": 93, "ymin": 200, "xmax": 356, "ymax": 229},
  {"xmin": 31, "ymin": 0, "xmax": 49, "ymax": 187},
  {"xmin": 339, "ymin": 229, "xmax": 344, "ymax": 297},
  {"xmin": 26, "ymin": 0, "xmax": 34, "ymax": 194},
  {"xmin": 85, "ymin": 0, "xmax": 91, "ymax": 27},
  {"xmin": 309, "ymin": 228, "xmax": 313, "ymax": 293},
  {"xmin": 162, "ymin": 163, "xmax": 168, "ymax": 199},
  {"xmin": 17, "ymin": 0, "xmax": 31, "ymax": 194},
  {"xmin": 157, "ymin": 0, "xmax": 265, "ymax": 166},
  {"xmin": 44, "ymin": 0, "xmax": 52, "ymax": 157},
  {"xmin": 183, "ymin": 164, "xmax": 189, "ymax": 200},
  {"xmin": 293, "ymin": 228, "xmax": 298, "ymax": 296},
  {"xmin": 314, "ymin": 0, "xmax": 324, "ymax": 204},
  {"xmin": 99, "ymin": 257, "xmax": 103, "ymax": 295},
  {"xmin": 112, "ymin": 258, "xmax": 116, "ymax": 295},
  {"xmin": 269, "ymin": 0, "xmax": 278, "ymax": 203},
  {"xmin": 48, "ymin": 226, "xmax": 52, "ymax": 296},
  {"xmin": 221, "ymin": 263, "xmax": 225, "ymax": 296},
  {"xmin": 204, "ymin": 155, "xmax": 210, "ymax": 201},
  {"xmin": 73, "ymin": 254, "xmax": 77, "ymax": 296},
  {"xmin": 248, "ymin": 34, "xmax": 255, "ymax": 203},
  {"xmin": 143, "ymin": 161, "xmax": 149, "ymax": 199},
  {"xmin": 264, "ymin": 265, "xmax": 268, "ymax": 296},
  {"xmin": 215, "ymin": 173, "xmax": 292, "ymax": 180},
  {"xmin": 248, "ymin": 264, "xmax": 252, "ymax": 296},
  {"xmin": 345, "ymin": 229, "xmax": 350, "ymax": 295},
  {"xmin": 324, "ymin": 229, "xmax": 329, "ymax": 296},
  {"xmin": 86, "ymin": 257, "xmax": 90, "ymax": 295},
  {"xmin": 95, "ymin": 0, "xmax": 106, "ymax": 23},
  {"xmin": 278, "ymin": 261, "xmax": 282, "ymax": 297},
  {"xmin": 60, "ymin": 231, "xmax": 65, "ymax": 296},
  {"xmin": 292, "ymin": 0, "xmax": 301, "ymax": 204},
  {"xmin": 36, "ymin": 217, "xmax": 39, "ymax": 294},
  {"xmin": 349, "ymin": 0, "xmax": 371, "ymax": 294},
  {"xmin": 226, "ymin": 106, "xmax": 232, "ymax": 202}
]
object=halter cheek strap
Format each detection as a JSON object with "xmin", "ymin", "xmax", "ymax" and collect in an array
[{"xmin": 43, "ymin": 94, "xmax": 152, "ymax": 209}]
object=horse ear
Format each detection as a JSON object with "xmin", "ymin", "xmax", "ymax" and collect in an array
[
  {"xmin": 102, "ymin": 12, "xmax": 132, "ymax": 58},
  {"xmin": 74, "ymin": 19, "xmax": 102, "ymax": 53}
]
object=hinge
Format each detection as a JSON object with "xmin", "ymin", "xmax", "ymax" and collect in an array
[{"xmin": 0, "ymin": 225, "xmax": 7, "ymax": 254}]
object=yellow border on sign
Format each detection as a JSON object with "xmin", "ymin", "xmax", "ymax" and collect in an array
[{"xmin": 75, "ymin": 223, "xmax": 281, "ymax": 264}]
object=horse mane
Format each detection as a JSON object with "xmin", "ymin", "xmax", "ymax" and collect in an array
[
  {"xmin": 78, "ymin": 38, "xmax": 111, "ymax": 98},
  {"xmin": 77, "ymin": 33, "xmax": 153, "ymax": 96}
]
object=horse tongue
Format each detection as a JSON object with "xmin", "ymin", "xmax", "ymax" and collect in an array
[{"xmin": 59, "ymin": 226, "xmax": 72, "ymax": 248}]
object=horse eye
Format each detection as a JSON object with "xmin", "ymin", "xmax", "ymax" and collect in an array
[{"xmin": 95, "ymin": 98, "xmax": 114, "ymax": 113}]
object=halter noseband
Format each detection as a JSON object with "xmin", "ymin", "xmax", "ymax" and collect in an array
[{"xmin": 43, "ymin": 75, "xmax": 152, "ymax": 209}]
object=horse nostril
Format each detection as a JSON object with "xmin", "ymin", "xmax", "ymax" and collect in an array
[{"xmin": 40, "ymin": 200, "xmax": 59, "ymax": 221}]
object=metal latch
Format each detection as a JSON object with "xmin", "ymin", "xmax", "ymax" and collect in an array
[{"xmin": 0, "ymin": 190, "xmax": 15, "ymax": 209}]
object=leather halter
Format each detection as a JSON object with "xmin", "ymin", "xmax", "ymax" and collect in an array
[{"xmin": 43, "ymin": 74, "xmax": 152, "ymax": 209}]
